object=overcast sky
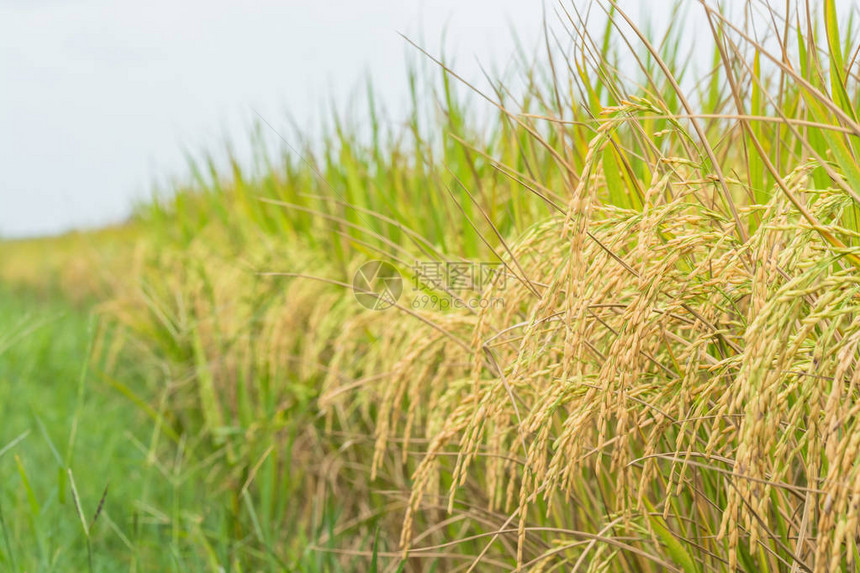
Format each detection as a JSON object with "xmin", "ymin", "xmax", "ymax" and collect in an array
[
  {"xmin": 2, "ymin": 0, "xmax": 781, "ymax": 238},
  {"xmin": 0, "ymin": 0, "xmax": 559, "ymax": 237}
]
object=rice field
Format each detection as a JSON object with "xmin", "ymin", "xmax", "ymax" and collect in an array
[{"xmin": 4, "ymin": 1, "xmax": 860, "ymax": 571}]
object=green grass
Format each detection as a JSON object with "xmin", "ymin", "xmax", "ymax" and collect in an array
[
  {"xmin": 0, "ymin": 286, "xmax": 365, "ymax": 572},
  {"xmin": 0, "ymin": 289, "xmax": 237, "ymax": 571},
  {"xmin": 0, "ymin": 288, "xmax": 164, "ymax": 571}
]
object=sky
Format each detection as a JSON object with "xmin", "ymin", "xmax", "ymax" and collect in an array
[
  {"xmin": 0, "ymin": 0, "xmax": 562, "ymax": 238},
  {"xmin": 1, "ymin": 0, "xmax": 775, "ymax": 238}
]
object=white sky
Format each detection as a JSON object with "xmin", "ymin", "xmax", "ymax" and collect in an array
[
  {"xmin": 0, "ymin": 0, "xmax": 771, "ymax": 238},
  {"xmin": 1, "ymin": 0, "xmax": 560, "ymax": 237}
]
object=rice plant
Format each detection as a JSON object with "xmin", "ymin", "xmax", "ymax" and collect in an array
[{"xmin": 7, "ymin": 0, "xmax": 860, "ymax": 571}]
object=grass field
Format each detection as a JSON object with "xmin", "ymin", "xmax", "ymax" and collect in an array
[
  {"xmin": 0, "ymin": 286, "xmax": 360, "ymax": 571},
  {"xmin": 5, "ymin": 1, "xmax": 860, "ymax": 571},
  {"xmin": 0, "ymin": 286, "xmax": 159, "ymax": 571}
]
